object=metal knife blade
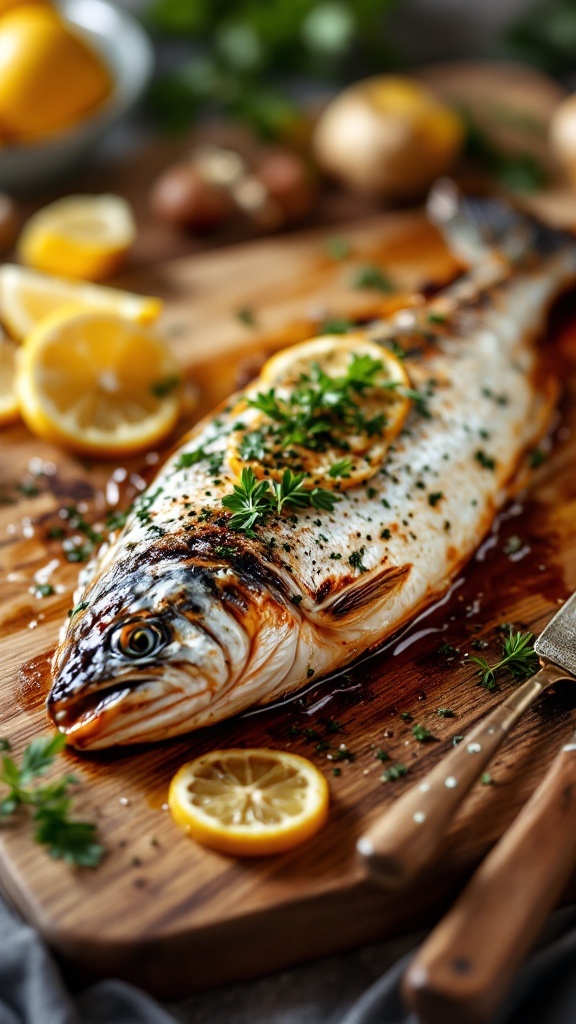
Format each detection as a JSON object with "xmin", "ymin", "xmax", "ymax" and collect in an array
[{"xmin": 534, "ymin": 591, "xmax": 576, "ymax": 677}]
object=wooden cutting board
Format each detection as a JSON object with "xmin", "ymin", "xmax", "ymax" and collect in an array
[{"xmin": 2, "ymin": 210, "xmax": 576, "ymax": 999}]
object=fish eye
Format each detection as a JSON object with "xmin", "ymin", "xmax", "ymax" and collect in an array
[{"xmin": 110, "ymin": 620, "xmax": 167, "ymax": 660}]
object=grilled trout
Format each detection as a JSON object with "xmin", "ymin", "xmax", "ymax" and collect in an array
[{"xmin": 48, "ymin": 184, "xmax": 576, "ymax": 748}]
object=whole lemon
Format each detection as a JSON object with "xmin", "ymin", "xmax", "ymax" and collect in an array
[{"xmin": 0, "ymin": 5, "xmax": 112, "ymax": 140}]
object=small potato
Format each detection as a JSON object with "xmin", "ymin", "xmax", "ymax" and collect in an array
[
  {"xmin": 149, "ymin": 163, "xmax": 232, "ymax": 229},
  {"xmin": 313, "ymin": 75, "xmax": 463, "ymax": 200},
  {"xmin": 255, "ymin": 149, "xmax": 317, "ymax": 224}
]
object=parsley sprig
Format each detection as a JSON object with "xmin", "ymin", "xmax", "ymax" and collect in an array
[
  {"xmin": 471, "ymin": 629, "xmax": 538, "ymax": 690},
  {"xmin": 0, "ymin": 735, "xmax": 105, "ymax": 867},
  {"xmin": 247, "ymin": 353, "xmax": 389, "ymax": 455},
  {"xmin": 222, "ymin": 468, "xmax": 339, "ymax": 536}
]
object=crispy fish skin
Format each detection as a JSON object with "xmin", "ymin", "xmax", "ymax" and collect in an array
[{"xmin": 48, "ymin": 192, "xmax": 576, "ymax": 748}]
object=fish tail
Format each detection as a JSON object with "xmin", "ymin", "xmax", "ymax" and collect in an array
[{"xmin": 427, "ymin": 178, "xmax": 569, "ymax": 266}]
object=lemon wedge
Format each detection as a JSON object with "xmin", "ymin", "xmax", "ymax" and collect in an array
[
  {"xmin": 0, "ymin": 333, "xmax": 19, "ymax": 425},
  {"xmin": 15, "ymin": 305, "xmax": 181, "ymax": 457},
  {"xmin": 168, "ymin": 749, "xmax": 329, "ymax": 857},
  {"xmin": 17, "ymin": 194, "xmax": 136, "ymax": 281},
  {"xmin": 227, "ymin": 333, "xmax": 411, "ymax": 491},
  {"xmin": 0, "ymin": 264, "xmax": 162, "ymax": 341}
]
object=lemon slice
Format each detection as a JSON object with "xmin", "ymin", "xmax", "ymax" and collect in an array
[
  {"xmin": 0, "ymin": 334, "xmax": 19, "ymax": 425},
  {"xmin": 0, "ymin": 264, "xmax": 162, "ymax": 342},
  {"xmin": 168, "ymin": 749, "xmax": 329, "ymax": 857},
  {"xmin": 15, "ymin": 305, "xmax": 181, "ymax": 457},
  {"xmin": 17, "ymin": 194, "xmax": 136, "ymax": 281},
  {"xmin": 227, "ymin": 332, "xmax": 411, "ymax": 491}
]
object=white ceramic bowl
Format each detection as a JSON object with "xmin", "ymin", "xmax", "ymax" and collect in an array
[{"xmin": 0, "ymin": 0, "xmax": 154, "ymax": 193}]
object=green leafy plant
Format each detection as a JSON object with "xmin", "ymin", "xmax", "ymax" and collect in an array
[
  {"xmin": 0, "ymin": 735, "xmax": 105, "ymax": 868},
  {"xmin": 145, "ymin": 0, "xmax": 400, "ymax": 136}
]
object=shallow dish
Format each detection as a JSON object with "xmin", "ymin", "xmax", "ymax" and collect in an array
[{"xmin": 0, "ymin": 0, "xmax": 154, "ymax": 193}]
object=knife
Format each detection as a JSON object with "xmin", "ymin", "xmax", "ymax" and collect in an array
[
  {"xmin": 403, "ymin": 723, "xmax": 576, "ymax": 1024},
  {"xmin": 357, "ymin": 592, "xmax": 576, "ymax": 889}
]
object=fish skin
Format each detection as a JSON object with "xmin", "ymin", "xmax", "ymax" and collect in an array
[{"xmin": 48, "ymin": 204, "xmax": 576, "ymax": 749}]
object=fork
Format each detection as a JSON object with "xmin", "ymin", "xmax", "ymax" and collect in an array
[{"xmin": 356, "ymin": 660, "xmax": 570, "ymax": 888}]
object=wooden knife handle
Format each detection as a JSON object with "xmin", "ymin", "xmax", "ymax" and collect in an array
[
  {"xmin": 357, "ymin": 663, "xmax": 567, "ymax": 889},
  {"xmin": 403, "ymin": 732, "xmax": 576, "ymax": 1024}
]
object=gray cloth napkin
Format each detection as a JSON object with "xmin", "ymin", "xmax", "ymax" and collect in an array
[{"xmin": 1, "ymin": 895, "xmax": 575, "ymax": 1024}]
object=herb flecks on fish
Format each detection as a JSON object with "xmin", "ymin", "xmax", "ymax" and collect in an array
[{"xmin": 0, "ymin": 735, "xmax": 105, "ymax": 867}]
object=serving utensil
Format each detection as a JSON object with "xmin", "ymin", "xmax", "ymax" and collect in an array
[
  {"xmin": 402, "ymin": 723, "xmax": 576, "ymax": 1024},
  {"xmin": 357, "ymin": 591, "xmax": 576, "ymax": 888}
]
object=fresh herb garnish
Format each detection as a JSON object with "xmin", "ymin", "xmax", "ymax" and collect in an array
[
  {"xmin": 436, "ymin": 707, "xmax": 455, "ymax": 718},
  {"xmin": 351, "ymin": 264, "xmax": 394, "ymax": 293},
  {"xmin": 329, "ymin": 457, "xmax": 353, "ymax": 479},
  {"xmin": 412, "ymin": 724, "xmax": 435, "ymax": 743},
  {"xmin": 348, "ymin": 548, "xmax": 368, "ymax": 573},
  {"xmin": 0, "ymin": 734, "xmax": 105, "ymax": 867},
  {"xmin": 150, "ymin": 374, "xmax": 181, "ymax": 397},
  {"xmin": 475, "ymin": 449, "xmax": 496, "ymax": 471},
  {"xmin": 221, "ymin": 467, "xmax": 339, "ymax": 536},
  {"xmin": 236, "ymin": 306, "xmax": 256, "ymax": 327},
  {"xmin": 319, "ymin": 317, "xmax": 355, "ymax": 335},
  {"xmin": 324, "ymin": 235, "xmax": 351, "ymax": 261},
  {"xmin": 381, "ymin": 763, "xmax": 409, "ymax": 782},
  {"xmin": 471, "ymin": 629, "xmax": 538, "ymax": 690}
]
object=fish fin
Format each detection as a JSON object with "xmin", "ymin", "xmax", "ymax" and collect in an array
[
  {"xmin": 319, "ymin": 563, "xmax": 411, "ymax": 621},
  {"xmin": 427, "ymin": 179, "xmax": 545, "ymax": 266}
]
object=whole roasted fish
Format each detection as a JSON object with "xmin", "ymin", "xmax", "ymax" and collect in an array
[{"xmin": 48, "ymin": 184, "xmax": 576, "ymax": 748}]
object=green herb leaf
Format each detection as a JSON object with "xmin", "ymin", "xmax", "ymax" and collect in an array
[
  {"xmin": 351, "ymin": 265, "xmax": 394, "ymax": 293},
  {"xmin": 412, "ymin": 724, "xmax": 435, "ymax": 743},
  {"xmin": 0, "ymin": 734, "xmax": 104, "ymax": 867},
  {"xmin": 381, "ymin": 763, "xmax": 409, "ymax": 782},
  {"xmin": 471, "ymin": 629, "xmax": 538, "ymax": 690}
]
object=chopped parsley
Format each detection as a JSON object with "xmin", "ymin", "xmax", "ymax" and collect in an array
[
  {"xmin": 436, "ymin": 707, "xmax": 455, "ymax": 718},
  {"xmin": 150, "ymin": 374, "xmax": 181, "ymax": 397},
  {"xmin": 329, "ymin": 457, "xmax": 353, "ymax": 479},
  {"xmin": 475, "ymin": 449, "xmax": 496, "ymax": 471},
  {"xmin": 428, "ymin": 491, "xmax": 444, "ymax": 507},
  {"xmin": 412, "ymin": 724, "xmax": 435, "ymax": 743},
  {"xmin": 324, "ymin": 235, "xmax": 351, "ymax": 261},
  {"xmin": 236, "ymin": 306, "xmax": 256, "ymax": 327},
  {"xmin": 351, "ymin": 264, "xmax": 394, "ymax": 293},
  {"xmin": 348, "ymin": 548, "xmax": 368, "ymax": 573},
  {"xmin": 381, "ymin": 763, "xmax": 409, "ymax": 782}
]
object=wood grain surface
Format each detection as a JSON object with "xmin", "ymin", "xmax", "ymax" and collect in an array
[{"xmin": 2, "ymin": 211, "xmax": 576, "ymax": 998}]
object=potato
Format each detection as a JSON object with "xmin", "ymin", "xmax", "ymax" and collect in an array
[
  {"xmin": 149, "ymin": 163, "xmax": 232, "ymax": 230},
  {"xmin": 313, "ymin": 75, "xmax": 463, "ymax": 199}
]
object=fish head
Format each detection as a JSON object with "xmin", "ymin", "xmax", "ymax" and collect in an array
[{"xmin": 48, "ymin": 549, "xmax": 296, "ymax": 749}]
